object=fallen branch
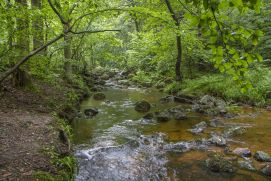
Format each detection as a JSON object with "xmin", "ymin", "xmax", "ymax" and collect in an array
[{"xmin": 0, "ymin": 34, "xmax": 64, "ymax": 83}]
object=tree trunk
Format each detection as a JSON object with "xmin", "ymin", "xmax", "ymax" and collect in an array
[
  {"xmin": 176, "ymin": 35, "xmax": 182, "ymax": 81},
  {"xmin": 32, "ymin": 0, "xmax": 44, "ymax": 53},
  {"xmin": 164, "ymin": 0, "xmax": 183, "ymax": 81},
  {"xmin": 7, "ymin": 0, "xmax": 14, "ymax": 49},
  {"xmin": 14, "ymin": 0, "xmax": 30, "ymax": 87},
  {"xmin": 63, "ymin": 23, "xmax": 72, "ymax": 79}
]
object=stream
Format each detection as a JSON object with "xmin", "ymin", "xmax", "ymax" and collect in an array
[{"xmin": 72, "ymin": 81, "xmax": 271, "ymax": 181}]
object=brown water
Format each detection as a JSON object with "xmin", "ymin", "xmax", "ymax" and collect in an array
[{"xmin": 72, "ymin": 87, "xmax": 271, "ymax": 181}]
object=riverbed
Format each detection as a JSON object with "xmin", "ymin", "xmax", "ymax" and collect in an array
[{"xmin": 72, "ymin": 86, "xmax": 271, "ymax": 181}]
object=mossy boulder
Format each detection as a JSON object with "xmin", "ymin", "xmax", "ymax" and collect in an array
[
  {"xmin": 84, "ymin": 108, "xmax": 99, "ymax": 118},
  {"xmin": 93, "ymin": 92, "xmax": 106, "ymax": 100},
  {"xmin": 206, "ymin": 154, "xmax": 237, "ymax": 173},
  {"xmin": 135, "ymin": 101, "xmax": 151, "ymax": 112}
]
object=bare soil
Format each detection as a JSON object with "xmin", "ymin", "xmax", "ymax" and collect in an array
[{"xmin": 0, "ymin": 82, "xmax": 68, "ymax": 180}]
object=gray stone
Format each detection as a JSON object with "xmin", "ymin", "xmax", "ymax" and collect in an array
[
  {"xmin": 155, "ymin": 111, "xmax": 171, "ymax": 122},
  {"xmin": 254, "ymin": 151, "xmax": 271, "ymax": 162},
  {"xmin": 209, "ymin": 134, "xmax": 227, "ymax": 146},
  {"xmin": 188, "ymin": 121, "xmax": 207, "ymax": 134},
  {"xmin": 261, "ymin": 163, "xmax": 271, "ymax": 176},
  {"xmin": 209, "ymin": 118, "xmax": 225, "ymax": 127},
  {"xmin": 223, "ymin": 126, "xmax": 247, "ymax": 137},
  {"xmin": 233, "ymin": 148, "xmax": 252, "ymax": 157},
  {"xmin": 238, "ymin": 160, "xmax": 256, "ymax": 171}
]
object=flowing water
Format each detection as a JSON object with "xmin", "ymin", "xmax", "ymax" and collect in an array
[{"xmin": 72, "ymin": 84, "xmax": 271, "ymax": 181}]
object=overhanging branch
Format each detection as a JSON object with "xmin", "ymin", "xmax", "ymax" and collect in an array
[{"xmin": 70, "ymin": 29, "xmax": 121, "ymax": 35}]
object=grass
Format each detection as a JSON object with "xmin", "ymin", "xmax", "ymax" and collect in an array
[{"xmin": 165, "ymin": 66, "xmax": 271, "ymax": 106}]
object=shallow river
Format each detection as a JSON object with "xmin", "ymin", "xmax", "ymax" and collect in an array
[{"xmin": 72, "ymin": 86, "xmax": 271, "ymax": 181}]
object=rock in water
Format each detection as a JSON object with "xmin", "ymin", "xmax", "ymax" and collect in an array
[
  {"xmin": 193, "ymin": 95, "xmax": 227, "ymax": 116},
  {"xmin": 209, "ymin": 134, "xmax": 227, "ymax": 146},
  {"xmin": 233, "ymin": 148, "xmax": 252, "ymax": 157},
  {"xmin": 261, "ymin": 163, "xmax": 271, "ymax": 176},
  {"xmin": 84, "ymin": 108, "xmax": 99, "ymax": 118},
  {"xmin": 93, "ymin": 92, "xmax": 106, "ymax": 100},
  {"xmin": 209, "ymin": 118, "xmax": 225, "ymax": 127},
  {"xmin": 206, "ymin": 154, "xmax": 237, "ymax": 173},
  {"xmin": 188, "ymin": 121, "xmax": 207, "ymax": 134},
  {"xmin": 254, "ymin": 151, "xmax": 271, "ymax": 162},
  {"xmin": 135, "ymin": 101, "xmax": 151, "ymax": 112},
  {"xmin": 155, "ymin": 111, "xmax": 170, "ymax": 122},
  {"xmin": 238, "ymin": 160, "xmax": 256, "ymax": 171},
  {"xmin": 175, "ymin": 113, "xmax": 187, "ymax": 120},
  {"xmin": 223, "ymin": 126, "xmax": 247, "ymax": 137},
  {"xmin": 143, "ymin": 113, "xmax": 154, "ymax": 119}
]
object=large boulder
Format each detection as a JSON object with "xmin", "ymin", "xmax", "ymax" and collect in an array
[
  {"xmin": 206, "ymin": 154, "xmax": 237, "ymax": 173},
  {"xmin": 254, "ymin": 151, "xmax": 271, "ymax": 162},
  {"xmin": 168, "ymin": 106, "xmax": 188, "ymax": 120},
  {"xmin": 135, "ymin": 101, "xmax": 151, "ymax": 112},
  {"xmin": 84, "ymin": 108, "xmax": 99, "ymax": 118},
  {"xmin": 192, "ymin": 95, "xmax": 227, "ymax": 116},
  {"xmin": 93, "ymin": 92, "xmax": 106, "ymax": 100}
]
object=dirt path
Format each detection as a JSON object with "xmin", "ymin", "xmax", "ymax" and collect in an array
[{"xmin": 0, "ymin": 85, "xmax": 60, "ymax": 180}]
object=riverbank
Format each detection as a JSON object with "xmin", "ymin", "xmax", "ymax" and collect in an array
[{"xmin": 0, "ymin": 76, "xmax": 90, "ymax": 180}]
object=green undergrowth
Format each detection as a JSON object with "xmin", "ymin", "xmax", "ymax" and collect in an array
[
  {"xmin": 34, "ymin": 115, "xmax": 76, "ymax": 181},
  {"xmin": 165, "ymin": 67, "xmax": 271, "ymax": 106}
]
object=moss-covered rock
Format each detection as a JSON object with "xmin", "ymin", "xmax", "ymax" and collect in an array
[{"xmin": 135, "ymin": 101, "xmax": 151, "ymax": 112}]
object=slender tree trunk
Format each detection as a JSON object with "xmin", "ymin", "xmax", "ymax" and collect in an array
[
  {"xmin": 176, "ymin": 34, "xmax": 182, "ymax": 81},
  {"xmin": 63, "ymin": 23, "xmax": 72, "ymax": 79},
  {"xmin": 32, "ymin": 0, "xmax": 44, "ymax": 53},
  {"xmin": 164, "ymin": 0, "xmax": 183, "ymax": 81},
  {"xmin": 7, "ymin": 0, "xmax": 14, "ymax": 49},
  {"xmin": 14, "ymin": 0, "xmax": 30, "ymax": 87}
]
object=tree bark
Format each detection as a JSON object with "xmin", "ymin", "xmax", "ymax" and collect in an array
[
  {"xmin": 63, "ymin": 23, "xmax": 73, "ymax": 79},
  {"xmin": 176, "ymin": 35, "xmax": 182, "ymax": 81},
  {"xmin": 32, "ymin": 0, "xmax": 44, "ymax": 53},
  {"xmin": 14, "ymin": 0, "xmax": 30, "ymax": 87},
  {"xmin": 164, "ymin": 0, "xmax": 183, "ymax": 81}
]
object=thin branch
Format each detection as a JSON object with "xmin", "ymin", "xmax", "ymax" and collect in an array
[
  {"xmin": 68, "ymin": 0, "xmax": 81, "ymax": 15},
  {"xmin": 164, "ymin": 0, "xmax": 179, "ymax": 25},
  {"xmin": 70, "ymin": 29, "xmax": 121, "ymax": 35},
  {"xmin": 176, "ymin": 0, "xmax": 197, "ymax": 16},
  {"xmin": 47, "ymin": 0, "xmax": 67, "ymax": 24},
  {"xmin": 71, "ymin": 8, "xmax": 123, "ymax": 29}
]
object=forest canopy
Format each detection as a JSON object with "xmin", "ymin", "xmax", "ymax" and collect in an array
[{"xmin": 0, "ymin": 0, "xmax": 271, "ymax": 103}]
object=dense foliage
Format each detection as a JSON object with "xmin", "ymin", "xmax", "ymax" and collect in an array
[{"xmin": 0, "ymin": 0, "xmax": 270, "ymax": 104}]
